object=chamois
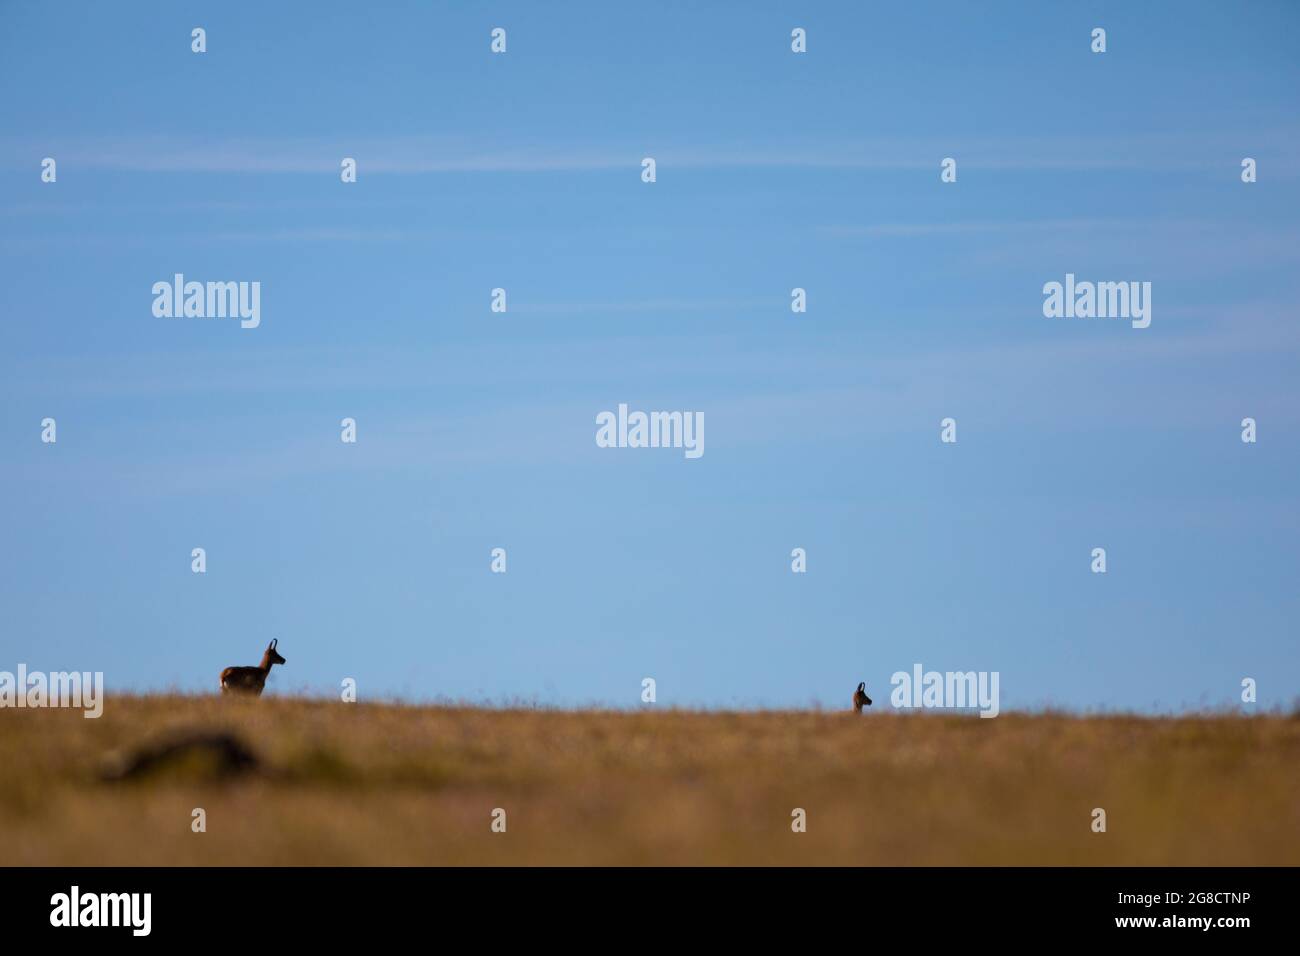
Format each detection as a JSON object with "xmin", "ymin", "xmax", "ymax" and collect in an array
[
  {"xmin": 220, "ymin": 639, "xmax": 286, "ymax": 696},
  {"xmin": 852, "ymin": 682, "xmax": 872, "ymax": 713}
]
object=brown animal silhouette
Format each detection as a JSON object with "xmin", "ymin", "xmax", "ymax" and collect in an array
[
  {"xmin": 220, "ymin": 639, "xmax": 286, "ymax": 696},
  {"xmin": 852, "ymin": 681, "xmax": 872, "ymax": 713}
]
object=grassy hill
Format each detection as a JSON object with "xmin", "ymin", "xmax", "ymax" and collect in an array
[{"xmin": 3, "ymin": 695, "xmax": 1297, "ymax": 865}]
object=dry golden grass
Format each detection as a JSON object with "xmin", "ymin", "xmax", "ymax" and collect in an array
[{"xmin": 3, "ymin": 695, "xmax": 1298, "ymax": 865}]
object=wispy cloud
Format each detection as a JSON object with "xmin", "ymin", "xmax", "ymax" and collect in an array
[
  {"xmin": 7, "ymin": 307, "xmax": 1296, "ymax": 430},
  {"xmin": 5, "ymin": 128, "xmax": 1297, "ymax": 176},
  {"xmin": 512, "ymin": 296, "xmax": 773, "ymax": 316}
]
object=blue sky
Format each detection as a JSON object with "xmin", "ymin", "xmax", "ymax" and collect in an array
[{"xmin": 1, "ymin": 1, "xmax": 1297, "ymax": 711}]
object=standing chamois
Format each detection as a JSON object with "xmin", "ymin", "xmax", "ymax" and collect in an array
[
  {"xmin": 220, "ymin": 639, "xmax": 286, "ymax": 696},
  {"xmin": 852, "ymin": 682, "xmax": 872, "ymax": 713}
]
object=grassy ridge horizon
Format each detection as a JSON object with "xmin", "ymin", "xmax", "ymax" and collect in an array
[
  {"xmin": 41, "ymin": 688, "xmax": 1294, "ymax": 716},
  {"xmin": 3, "ymin": 695, "xmax": 1298, "ymax": 865}
]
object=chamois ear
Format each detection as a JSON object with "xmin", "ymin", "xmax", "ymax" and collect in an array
[
  {"xmin": 857, "ymin": 682, "xmax": 865, "ymax": 693},
  {"xmin": 269, "ymin": 639, "xmax": 277, "ymax": 650}
]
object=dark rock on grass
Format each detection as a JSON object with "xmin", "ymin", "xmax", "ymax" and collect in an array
[{"xmin": 100, "ymin": 730, "xmax": 260, "ymax": 783}]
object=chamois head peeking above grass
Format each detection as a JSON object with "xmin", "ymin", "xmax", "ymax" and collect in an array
[
  {"xmin": 853, "ymin": 682, "xmax": 872, "ymax": 713},
  {"xmin": 220, "ymin": 639, "xmax": 286, "ymax": 697}
]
